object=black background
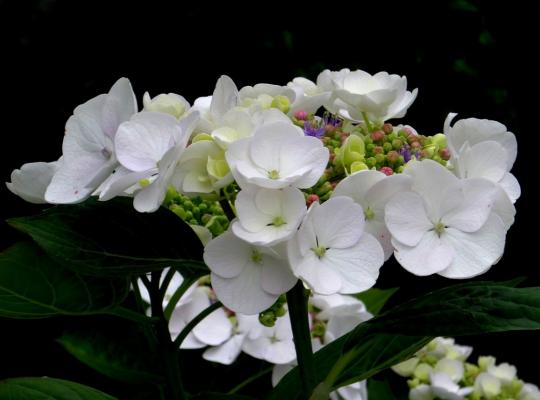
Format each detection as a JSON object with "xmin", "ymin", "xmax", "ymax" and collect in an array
[{"xmin": 0, "ymin": 0, "xmax": 539, "ymax": 397}]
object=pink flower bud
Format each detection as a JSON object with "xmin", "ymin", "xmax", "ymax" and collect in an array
[
  {"xmin": 294, "ymin": 110, "xmax": 308, "ymax": 120},
  {"xmin": 380, "ymin": 166, "xmax": 394, "ymax": 176},
  {"xmin": 439, "ymin": 148, "xmax": 451, "ymax": 161},
  {"xmin": 307, "ymin": 194, "xmax": 319, "ymax": 206},
  {"xmin": 371, "ymin": 130, "xmax": 385, "ymax": 142},
  {"xmin": 383, "ymin": 123, "xmax": 393, "ymax": 134}
]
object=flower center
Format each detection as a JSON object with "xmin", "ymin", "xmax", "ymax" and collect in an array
[
  {"xmin": 311, "ymin": 245, "xmax": 327, "ymax": 259},
  {"xmin": 364, "ymin": 206, "xmax": 375, "ymax": 220},
  {"xmin": 432, "ymin": 221, "xmax": 446, "ymax": 237},
  {"xmin": 268, "ymin": 169, "xmax": 280, "ymax": 180},
  {"xmin": 251, "ymin": 249, "xmax": 263, "ymax": 264},
  {"xmin": 270, "ymin": 216, "xmax": 286, "ymax": 227}
]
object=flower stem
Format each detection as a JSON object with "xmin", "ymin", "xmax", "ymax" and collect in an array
[
  {"xmin": 174, "ymin": 301, "xmax": 223, "ymax": 347},
  {"xmin": 286, "ymin": 280, "xmax": 316, "ymax": 398},
  {"xmin": 227, "ymin": 365, "xmax": 273, "ymax": 394},
  {"xmin": 149, "ymin": 272, "xmax": 187, "ymax": 400}
]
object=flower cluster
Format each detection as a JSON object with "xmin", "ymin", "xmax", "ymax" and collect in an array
[
  {"xmin": 140, "ymin": 268, "xmax": 371, "ymax": 400},
  {"xmin": 7, "ymin": 68, "xmax": 520, "ymax": 315},
  {"xmin": 392, "ymin": 337, "xmax": 540, "ymax": 400}
]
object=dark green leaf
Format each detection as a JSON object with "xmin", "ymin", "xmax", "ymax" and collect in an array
[
  {"xmin": 0, "ymin": 242, "xmax": 128, "ymax": 318},
  {"xmin": 58, "ymin": 330, "xmax": 162, "ymax": 384},
  {"xmin": 269, "ymin": 281, "xmax": 540, "ymax": 400},
  {"xmin": 354, "ymin": 287, "xmax": 398, "ymax": 315},
  {"xmin": 0, "ymin": 377, "xmax": 117, "ymax": 399},
  {"xmin": 192, "ymin": 393, "xmax": 256, "ymax": 400},
  {"xmin": 367, "ymin": 377, "xmax": 406, "ymax": 400},
  {"xmin": 8, "ymin": 197, "xmax": 208, "ymax": 278}
]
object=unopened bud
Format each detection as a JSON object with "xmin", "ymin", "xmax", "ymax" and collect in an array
[
  {"xmin": 380, "ymin": 166, "xmax": 394, "ymax": 176},
  {"xmin": 307, "ymin": 194, "xmax": 319, "ymax": 206},
  {"xmin": 371, "ymin": 130, "xmax": 385, "ymax": 142},
  {"xmin": 383, "ymin": 123, "xmax": 393, "ymax": 134},
  {"xmin": 294, "ymin": 110, "xmax": 308, "ymax": 120}
]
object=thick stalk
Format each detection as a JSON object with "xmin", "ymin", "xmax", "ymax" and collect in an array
[
  {"xmin": 286, "ymin": 280, "xmax": 316, "ymax": 398},
  {"xmin": 149, "ymin": 272, "xmax": 187, "ymax": 400}
]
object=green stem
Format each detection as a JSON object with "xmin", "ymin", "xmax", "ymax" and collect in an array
[
  {"xmin": 362, "ymin": 112, "xmax": 373, "ymax": 133},
  {"xmin": 286, "ymin": 280, "xmax": 316, "ymax": 398},
  {"xmin": 104, "ymin": 306, "xmax": 155, "ymax": 325},
  {"xmin": 228, "ymin": 365, "xmax": 273, "ymax": 394},
  {"xmin": 159, "ymin": 267, "xmax": 176, "ymax": 298},
  {"xmin": 164, "ymin": 276, "xmax": 197, "ymax": 320},
  {"xmin": 220, "ymin": 189, "xmax": 236, "ymax": 221},
  {"xmin": 321, "ymin": 348, "xmax": 360, "ymax": 392},
  {"xmin": 174, "ymin": 301, "xmax": 223, "ymax": 347},
  {"xmin": 150, "ymin": 272, "xmax": 187, "ymax": 400},
  {"xmin": 131, "ymin": 277, "xmax": 158, "ymax": 353}
]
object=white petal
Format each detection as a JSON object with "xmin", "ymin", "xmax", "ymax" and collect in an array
[
  {"xmin": 204, "ymin": 231, "xmax": 251, "ymax": 278},
  {"xmin": 493, "ymin": 186, "xmax": 516, "ymax": 229},
  {"xmin": 438, "ymin": 213, "xmax": 506, "ymax": 278},
  {"xmin": 393, "ymin": 231, "xmax": 454, "ymax": 276},
  {"xmin": 264, "ymin": 340, "xmax": 297, "ymax": 364},
  {"xmin": 203, "ymin": 334, "xmax": 245, "ymax": 365},
  {"xmin": 261, "ymin": 256, "xmax": 297, "ymax": 295},
  {"xmin": 193, "ymin": 306, "xmax": 232, "ymax": 346},
  {"xmin": 364, "ymin": 173, "xmax": 412, "ymax": 206},
  {"xmin": 292, "ymin": 251, "xmax": 343, "ymax": 295},
  {"xmin": 333, "ymin": 170, "xmax": 386, "ymax": 204},
  {"xmin": 98, "ymin": 167, "xmax": 153, "ymax": 201},
  {"xmin": 323, "ymin": 233, "xmax": 383, "ymax": 293},
  {"xmin": 366, "ymin": 219, "xmax": 394, "ymax": 261},
  {"xmin": 45, "ymin": 154, "xmax": 116, "ymax": 204},
  {"xmin": 115, "ymin": 112, "xmax": 177, "ymax": 172},
  {"xmin": 235, "ymin": 187, "xmax": 278, "ymax": 231},
  {"xmin": 6, "ymin": 161, "xmax": 59, "ymax": 204},
  {"xmin": 457, "ymin": 141, "xmax": 507, "ymax": 182},
  {"xmin": 442, "ymin": 178, "xmax": 496, "ymax": 232},
  {"xmin": 385, "ymin": 191, "xmax": 432, "ymax": 247},
  {"xmin": 210, "ymin": 75, "xmax": 238, "ymax": 119},
  {"xmin": 499, "ymin": 172, "xmax": 521, "ymax": 203},
  {"xmin": 101, "ymin": 77, "xmax": 137, "ymax": 138},
  {"xmin": 405, "ymin": 159, "xmax": 459, "ymax": 217},
  {"xmin": 312, "ymin": 196, "xmax": 365, "ymax": 249},
  {"xmin": 211, "ymin": 268, "xmax": 277, "ymax": 315}
]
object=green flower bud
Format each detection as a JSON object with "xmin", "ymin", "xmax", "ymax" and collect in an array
[
  {"xmin": 407, "ymin": 378, "xmax": 421, "ymax": 389},
  {"xmin": 207, "ymin": 156, "xmax": 230, "ymax": 179},
  {"xmin": 350, "ymin": 161, "xmax": 368, "ymax": 173},
  {"xmin": 311, "ymin": 320, "xmax": 326, "ymax": 338},
  {"xmin": 366, "ymin": 157, "xmax": 377, "ymax": 168},
  {"xmin": 392, "ymin": 138, "xmax": 403, "ymax": 149},
  {"xmin": 431, "ymin": 133, "xmax": 447, "ymax": 149},
  {"xmin": 375, "ymin": 153, "xmax": 386, "ymax": 165},
  {"xmin": 383, "ymin": 142, "xmax": 393, "ymax": 153},
  {"xmin": 342, "ymin": 135, "xmax": 366, "ymax": 169},
  {"xmin": 393, "ymin": 357, "xmax": 420, "ymax": 377},
  {"xmin": 387, "ymin": 132, "xmax": 397, "ymax": 142},
  {"xmin": 170, "ymin": 204, "xmax": 187, "ymax": 219},
  {"xmin": 192, "ymin": 133, "xmax": 213, "ymax": 142},
  {"xmin": 414, "ymin": 363, "xmax": 433, "ymax": 382},
  {"xmin": 259, "ymin": 311, "xmax": 277, "ymax": 327},
  {"xmin": 271, "ymin": 95, "xmax": 291, "ymax": 113}
]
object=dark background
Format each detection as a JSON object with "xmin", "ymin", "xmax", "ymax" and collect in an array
[{"xmin": 0, "ymin": 0, "xmax": 538, "ymax": 397}]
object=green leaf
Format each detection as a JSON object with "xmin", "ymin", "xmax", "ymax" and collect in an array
[
  {"xmin": 354, "ymin": 287, "xmax": 398, "ymax": 315},
  {"xmin": 269, "ymin": 281, "xmax": 540, "ymax": 400},
  {"xmin": 192, "ymin": 394, "xmax": 256, "ymax": 400},
  {"xmin": 0, "ymin": 377, "xmax": 117, "ymax": 399},
  {"xmin": 8, "ymin": 197, "xmax": 208, "ymax": 278},
  {"xmin": 0, "ymin": 242, "xmax": 128, "ymax": 318},
  {"xmin": 58, "ymin": 330, "xmax": 163, "ymax": 384},
  {"xmin": 367, "ymin": 377, "xmax": 403, "ymax": 400}
]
